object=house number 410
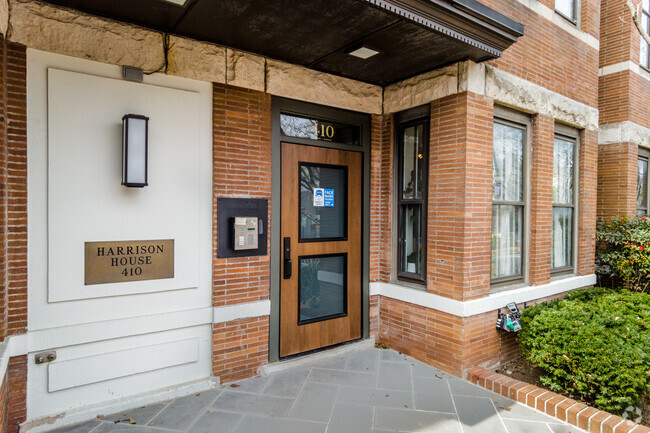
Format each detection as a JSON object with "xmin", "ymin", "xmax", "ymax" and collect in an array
[{"xmin": 313, "ymin": 123, "xmax": 335, "ymax": 140}]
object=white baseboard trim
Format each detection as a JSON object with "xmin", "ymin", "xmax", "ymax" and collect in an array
[
  {"xmin": 213, "ymin": 300, "xmax": 271, "ymax": 324},
  {"xmin": 370, "ymin": 274, "xmax": 597, "ymax": 317}
]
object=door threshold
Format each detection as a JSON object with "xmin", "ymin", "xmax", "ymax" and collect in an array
[{"xmin": 261, "ymin": 338, "xmax": 374, "ymax": 376}]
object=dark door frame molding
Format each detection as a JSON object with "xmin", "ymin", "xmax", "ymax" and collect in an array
[{"xmin": 270, "ymin": 97, "xmax": 371, "ymax": 363}]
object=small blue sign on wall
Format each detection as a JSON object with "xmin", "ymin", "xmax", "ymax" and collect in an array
[{"xmin": 323, "ymin": 189, "xmax": 334, "ymax": 207}]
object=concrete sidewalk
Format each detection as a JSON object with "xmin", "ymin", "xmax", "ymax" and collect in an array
[{"xmin": 45, "ymin": 347, "xmax": 586, "ymax": 433}]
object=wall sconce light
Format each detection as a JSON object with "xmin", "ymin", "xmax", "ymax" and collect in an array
[{"xmin": 122, "ymin": 114, "xmax": 149, "ymax": 188}]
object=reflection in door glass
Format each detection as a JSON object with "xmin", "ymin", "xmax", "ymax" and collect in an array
[
  {"xmin": 299, "ymin": 255, "xmax": 346, "ymax": 324},
  {"xmin": 300, "ymin": 163, "xmax": 347, "ymax": 240}
]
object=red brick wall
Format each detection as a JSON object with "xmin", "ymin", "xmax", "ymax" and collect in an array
[
  {"xmin": 599, "ymin": 0, "xmax": 638, "ymax": 68},
  {"xmin": 4, "ymin": 43, "xmax": 27, "ymax": 337},
  {"xmin": 6, "ymin": 356, "xmax": 26, "ymax": 433},
  {"xmin": 369, "ymin": 114, "xmax": 393, "ymax": 284},
  {"xmin": 0, "ymin": 375, "xmax": 7, "ymax": 433},
  {"xmin": 597, "ymin": 142, "xmax": 638, "ymax": 219},
  {"xmin": 528, "ymin": 115, "xmax": 554, "ymax": 285},
  {"xmin": 0, "ymin": 39, "xmax": 28, "ymax": 433},
  {"xmin": 369, "ymin": 115, "xmax": 384, "ymax": 283},
  {"xmin": 600, "ymin": 70, "xmax": 650, "ymax": 128},
  {"xmin": 376, "ymin": 296, "xmax": 519, "ymax": 376},
  {"xmin": 427, "ymin": 92, "xmax": 493, "ymax": 301},
  {"xmin": 597, "ymin": 0, "xmax": 649, "ymax": 224},
  {"xmin": 599, "ymin": 71, "xmax": 630, "ymax": 126},
  {"xmin": 0, "ymin": 37, "xmax": 7, "ymax": 344},
  {"xmin": 377, "ymin": 292, "xmax": 572, "ymax": 376},
  {"xmin": 482, "ymin": 0, "xmax": 599, "ymax": 108},
  {"xmin": 577, "ymin": 128, "xmax": 598, "ymax": 276},
  {"xmin": 212, "ymin": 316, "xmax": 269, "ymax": 384},
  {"xmin": 369, "ymin": 294, "xmax": 379, "ymax": 340},
  {"xmin": 212, "ymin": 84, "xmax": 272, "ymax": 308},
  {"xmin": 212, "ymin": 83, "xmax": 272, "ymax": 382}
]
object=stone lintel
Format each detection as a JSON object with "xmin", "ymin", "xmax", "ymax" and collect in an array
[
  {"xmin": 599, "ymin": 121, "xmax": 650, "ymax": 149},
  {"xmin": 265, "ymin": 59, "xmax": 382, "ymax": 114},
  {"xmin": 485, "ymin": 65, "xmax": 599, "ymax": 131}
]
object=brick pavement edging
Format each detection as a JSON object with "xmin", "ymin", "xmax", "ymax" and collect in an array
[{"xmin": 466, "ymin": 367, "xmax": 650, "ymax": 433}]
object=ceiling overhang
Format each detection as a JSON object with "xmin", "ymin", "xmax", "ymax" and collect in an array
[{"xmin": 41, "ymin": 0, "xmax": 524, "ymax": 86}]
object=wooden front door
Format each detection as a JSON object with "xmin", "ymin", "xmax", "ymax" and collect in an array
[{"xmin": 280, "ymin": 142, "xmax": 362, "ymax": 357}]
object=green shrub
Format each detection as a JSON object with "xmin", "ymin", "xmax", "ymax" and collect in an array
[
  {"xmin": 596, "ymin": 215, "xmax": 650, "ymax": 292},
  {"xmin": 519, "ymin": 288, "xmax": 650, "ymax": 414}
]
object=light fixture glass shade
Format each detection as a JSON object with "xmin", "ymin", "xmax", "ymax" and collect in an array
[{"xmin": 122, "ymin": 114, "xmax": 149, "ymax": 187}]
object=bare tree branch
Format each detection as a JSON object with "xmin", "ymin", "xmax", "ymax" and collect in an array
[{"xmin": 627, "ymin": 0, "xmax": 650, "ymax": 46}]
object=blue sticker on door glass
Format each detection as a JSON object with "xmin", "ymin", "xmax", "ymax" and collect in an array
[{"xmin": 324, "ymin": 189, "xmax": 334, "ymax": 207}]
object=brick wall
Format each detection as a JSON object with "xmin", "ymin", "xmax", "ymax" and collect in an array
[
  {"xmin": 597, "ymin": 0, "xmax": 650, "ymax": 225},
  {"xmin": 482, "ymin": 0, "xmax": 599, "ymax": 108},
  {"xmin": 599, "ymin": 0, "xmax": 638, "ymax": 68},
  {"xmin": 212, "ymin": 83, "xmax": 272, "ymax": 308},
  {"xmin": 212, "ymin": 83, "xmax": 272, "ymax": 382},
  {"xmin": 0, "ymin": 37, "xmax": 7, "ymax": 344},
  {"xmin": 528, "ymin": 115, "xmax": 554, "ymax": 286},
  {"xmin": 597, "ymin": 142, "xmax": 638, "ymax": 219},
  {"xmin": 369, "ymin": 295, "xmax": 379, "ymax": 340},
  {"xmin": 212, "ymin": 316, "xmax": 269, "ymax": 384},
  {"xmin": 0, "ymin": 376, "xmax": 7, "ymax": 433},
  {"xmin": 377, "ymin": 292, "xmax": 571, "ymax": 376},
  {"xmin": 368, "ymin": 114, "xmax": 393, "ymax": 284},
  {"xmin": 3, "ymin": 42, "xmax": 27, "ymax": 338},
  {"xmin": 369, "ymin": 115, "xmax": 382, "ymax": 283},
  {"xmin": 6, "ymin": 356, "xmax": 26, "ymax": 433},
  {"xmin": 0, "ymin": 38, "xmax": 27, "ymax": 433},
  {"xmin": 376, "ymin": 296, "xmax": 519, "ymax": 376},
  {"xmin": 577, "ymin": 128, "xmax": 598, "ymax": 275},
  {"xmin": 426, "ymin": 92, "xmax": 493, "ymax": 301},
  {"xmin": 600, "ymin": 70, "xmax": 650, "ymax": 128}
]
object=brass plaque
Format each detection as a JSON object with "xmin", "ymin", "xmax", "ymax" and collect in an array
[{"xmin": 84, "ymin": 240, "xmax": 174, "ymax": 285}]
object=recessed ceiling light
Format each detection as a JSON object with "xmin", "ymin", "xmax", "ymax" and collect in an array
[
  {"xmin": 348, "ymin": 46, "xmax": 380, "ymax": 60},
  {"xmin": 162, "ymin": 0, "xmax": 188, "ymax": 6}
]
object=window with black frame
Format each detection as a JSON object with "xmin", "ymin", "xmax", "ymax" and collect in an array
[{"xmin": 397, "ymin": 119, "xmax": 428, "ymax": 283}]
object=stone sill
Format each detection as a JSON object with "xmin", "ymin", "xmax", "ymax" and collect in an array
[{"xmin": 466, "ymin": 366, "xmax": 649, "ymax": 433}]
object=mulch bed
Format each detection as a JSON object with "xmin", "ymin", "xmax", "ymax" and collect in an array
[{"xmin": 495, "ymin": 357, "xmax": 650, "ymax": 428}]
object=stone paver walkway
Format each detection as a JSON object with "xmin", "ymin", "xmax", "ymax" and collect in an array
[{"xmin": 46, "ymin": 347, "xmax": 586, "ymax": 433}]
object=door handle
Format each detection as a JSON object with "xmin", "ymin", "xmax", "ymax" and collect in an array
[{"xmin": 283, "ymin": 237, "xmax": 292, "ymax": 279}]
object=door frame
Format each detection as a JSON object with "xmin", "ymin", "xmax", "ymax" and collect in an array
[{"xmin": 270, "ymin": 97, "xmax": 371, "ymax": 362}]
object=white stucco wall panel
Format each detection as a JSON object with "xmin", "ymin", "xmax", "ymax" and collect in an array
[
  {"xmin": 47, "ymin": 68, "xmax": 202, "ymax": 302},
  {"xmin": 27, "ymin": 51, "xmax": 214, "ymax": 424},
  {"xmin": 28, "ymin": 50, "xmax": 213, "ymax": 330},
  {"xmin": 28, "ymin": 326, "xmax": 211, "ymax": 423}
]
